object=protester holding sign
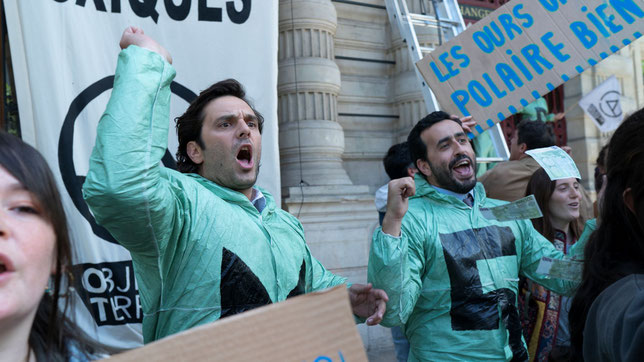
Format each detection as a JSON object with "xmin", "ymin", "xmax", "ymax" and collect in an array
[
  {"xmin": 368, "ymin": 111, "xmax": 591, "ymax": 361},
  {"xmin": 570, "ymin": 108, "xmax": 644, "ymax": 361},
  {"xmin": 82, "ymin": 27, "xmax": 388, "ymax": 343},
  {"xmin": 0, "ymin": 131, "xmax": 104, "ymax": 361}
]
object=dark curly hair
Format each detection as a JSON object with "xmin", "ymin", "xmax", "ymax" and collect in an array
[{"xmin": 175, "ymin": 79, "xmax": 264, "ymax": 174}]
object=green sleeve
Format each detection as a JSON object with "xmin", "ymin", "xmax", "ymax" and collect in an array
[
  {"xmin": 519, "ymin": 219, "xmax": 595, "ymax": 296},
  {"xmin": 82, "ymin": 45, "xmax": 180, "ymax": 258},
  {"xmin": 305, "ymin": 245, "xmax": 347, "ymax": 292},
  {"xmin": 568, "ymin": 218, "xmax": 596, "ymax": 260},
  {"xmin": 368, "ymin": 217, "xmax": 426, "ymax": 327}
]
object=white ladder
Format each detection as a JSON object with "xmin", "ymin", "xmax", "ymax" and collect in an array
[{"xmin": 385, "ymin": 0, "xmax": 509, "ymax": 162}]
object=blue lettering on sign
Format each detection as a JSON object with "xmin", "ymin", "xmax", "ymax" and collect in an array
[
  {"xmin": 541, "ymin": 32, "xmax": 570, "ymax": 63},
  {"xmin": 451, "ymin": 90, "xmax": 471, "ymax": 116},
  {"xmin": 469, "ymin": 80, "xmax": 493, "ymax": 107},
  {"xmin": 512, "ymin": 4, "xmax": 534, "ymax": 28},
  {"xmin": 538, "ymin": 0, "xmax": 568, "ymax": 12},
  {"xmin": 440, "ymin": 0, "xmax": 642, "ymax": 128},
  {"xmin": 430, "ymin": 61, "xmax": 451, "ymax": 82},
  {"xmin": 309, "ymin": 351, "xmax": 345, "ymax": 362},
  {"xmin": 611, "ymin": 0, "xmax": 644, "ymax": 24},
  {"xmin": 571, "ymin": 21, "xmax": 598, "ymax": 48},
  {"xmin": 451, "ymin": 46, "xmax": 471, "ymax": 68},
  {"xmin": 496, "ymin": 63, "xmax": 523, "ymax": 91}
]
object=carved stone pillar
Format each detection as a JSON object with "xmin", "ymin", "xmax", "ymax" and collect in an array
[
  {"xmin": 277, "ymin": 0, "xmax": 377, "ymax": 287},
  {"xmin": 390, "ymin": 1, "xmax": 442, "ymax": 141},
  {"xmin": 278, "ymin": 0, "xmax": 352, "ymax": 187}
]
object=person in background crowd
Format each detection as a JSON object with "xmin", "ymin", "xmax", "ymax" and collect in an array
[
  {"xmin": 369, "ymin": 111, "xmax": 591, "ymax": 361},
  {"xmin": 570, "ymin": 108, "xmax": 644, "ymax": 361},
  {"xmin": 520, "ymin": 169, "xmax": 585, "ymax": 361},
  {"xmin": 479, "ymin": 120, "xmax": 593, "ymax": 223},
  {"xmin": 0, "ymin": 131, "xmax": 104, "ymax": 361},
  {"xmin": 376, "ymin": 142, "xmax": 417, "ymax": 225},
  {"xmin": 374, "ymin": 142, "xmax": 416, "ymax": 362},
  {"xmin": 479, "ymin": 120, "xmax": 555, "ymax": 202},
  {"xmin": 518, "ymin": 97, "xmax": 565, "ymax": 123}
]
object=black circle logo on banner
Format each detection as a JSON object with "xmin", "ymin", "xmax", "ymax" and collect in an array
[
  {"xmin": 58, "ymin": 75, "xmax": 197, "ymax": 244},
  {"xmin": 599, "ymin": 90, "xmax": 622, "ymax": 118}
]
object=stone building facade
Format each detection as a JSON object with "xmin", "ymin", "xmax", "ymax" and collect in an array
[{"xmin": 278, "ymin": 0, "xmax": 644, "ymax": 355}]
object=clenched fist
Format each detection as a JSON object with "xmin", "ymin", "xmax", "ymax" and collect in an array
[
  {"xmin": 119, "ymin": 26, "xmax": 172, "ymax": 64},
  {"xmin": 382, "ymin": 176, "xmax": 415, "ymax": 237}
]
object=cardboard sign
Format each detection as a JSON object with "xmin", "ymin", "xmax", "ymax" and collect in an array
[
  {"xmin": 417, "ymin": 0, "xmax": 644, "ymax": 136},
  {"xmin": 106, "ymin": 286, "xmax": 367, "ymax": 362}
]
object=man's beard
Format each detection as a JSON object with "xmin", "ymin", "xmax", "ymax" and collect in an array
[{"xmin": 429, "ymin": 155, "xmax": 477, "ymax": 194}]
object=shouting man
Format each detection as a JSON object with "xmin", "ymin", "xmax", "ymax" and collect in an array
[
  {"xmin": 83, "ymin": 27, "xmax": 387, "ymax": 343},
  {"xmin": 368, "ymin": 111, "xmax": 593, "ymax": 361}
]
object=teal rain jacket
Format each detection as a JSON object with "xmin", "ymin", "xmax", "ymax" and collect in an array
[
  {"xmin": 83, "ymin": 46, "xmax": 346, "ymax": 343},
  {"xmin": 368, "ymin": 174, "xmax": 591, "ymax": 361}
]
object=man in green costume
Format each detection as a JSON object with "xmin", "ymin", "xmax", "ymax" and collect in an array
[
  {"xmin": 83, "ymin": 27, "xmax": 387, "ymax": 343},
  {"xmin": 368, "ymin": 111, "xmax": 593, "ymax": 361}
]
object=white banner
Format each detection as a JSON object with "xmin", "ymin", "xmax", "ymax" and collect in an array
[
  {"xmin": 578, "ymin": 75, "xmax": 623, "ymax": 132},
  {"xmin": 4, "ymin": 0, "xmax": 278, "ymax": 351}
]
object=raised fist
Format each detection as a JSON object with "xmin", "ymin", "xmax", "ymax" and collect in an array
[{"xmin": 119, "ymin": 26, "xmax": 172, "ymax": 64}]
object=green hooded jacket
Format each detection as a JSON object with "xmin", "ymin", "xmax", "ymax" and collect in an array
[
  {"xmin": 83, "ymin": 46, "xmax": 346, "ymax": 343},
  {"xmin": 368, "ymin": 174, "xmax": 592, "ymax": 361}
]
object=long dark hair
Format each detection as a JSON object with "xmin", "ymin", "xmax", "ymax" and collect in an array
[
  {"xmin": 569, "ymin": 108, "xmax": 644, "ymax": 360},
  {"xmin": 0, "ymin": 131, "xmax": 102, "ymax": 361},
  {"xmin": 525, "ymin": 168, "xmax": 581, "ymax": 242}
]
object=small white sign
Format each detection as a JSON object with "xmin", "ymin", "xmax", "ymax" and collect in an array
[{"xmin": 578, "ymin": 75, "xmax": 624, "ymax": 132}]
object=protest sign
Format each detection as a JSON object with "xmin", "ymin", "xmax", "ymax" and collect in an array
[
  {"xmin": 416, "ymin": 0, "xmax": 644, "ymax": 136},
  {"xmin": 4, "ymin": 0, "xmax": 279, "ymax": 350},
  {"xmin": 578, "ymin": 75, "xmax": 624, "ymax": 132},
  {"xmin": 107, "ymin": 286, "xmax": 367, "ymax": 362},
  {"xmin": 480, "ymin": 195, "xmax": 543, "ymax": 221},
  {"xmin": 526, "ymin": 146, "xmax": 582, "ymax": 180}
]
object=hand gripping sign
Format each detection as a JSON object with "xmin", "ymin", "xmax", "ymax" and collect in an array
[{"xmin": 416, "ymin": 0, "xmax": 643, "ymax": 137}]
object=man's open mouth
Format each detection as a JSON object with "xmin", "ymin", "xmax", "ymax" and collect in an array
[
  {"xmin": 450, "ymin": 157, "xmax": 474, "ymax": 178},
  {"xmin": 236, "ymin": 145, "xmax": 254, "ymax": 169}
]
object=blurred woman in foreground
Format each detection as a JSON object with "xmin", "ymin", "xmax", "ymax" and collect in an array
[
  {"xmin": 570, "ymin": 108, "xmax": 644, "ymax": 361},
  {"xmin": 0, "ymin": 131, "xmax": 101, "ymax": 361}
]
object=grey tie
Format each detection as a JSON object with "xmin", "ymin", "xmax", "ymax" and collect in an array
[{"xmin": 463, "ymin": 193, "xmax": 474, "ymax": 207}]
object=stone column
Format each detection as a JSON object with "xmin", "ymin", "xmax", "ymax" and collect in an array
[
  {"xmin": 278, "ymin": 0, "xmax": 376, "ymax": 285},
  {"xmin": 390, "ymin": 1, "xmax": 443, "ymax": 141},
  {"xmin": 278, "ymin": 0, "xmax": 352, "ymax": 187}
]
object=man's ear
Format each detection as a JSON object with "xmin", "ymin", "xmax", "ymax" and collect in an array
[
  {"xmin": 187, "ymin": 141, "xmax": 204, "ymax": 165},
  {"xmin": 623, "ymin": 187, "xmax": 635, "ymax": 215},
  {"xmin": 519, "ymin": 142, "xmax": 528, "ymax": 155},
  {"xmin": 416, "ymin": 159, "xmax": 432, "ymax": 178}
]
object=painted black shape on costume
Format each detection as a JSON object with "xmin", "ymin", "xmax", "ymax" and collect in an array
[
  {"xmin": 440, "ymin": 225, "xmax": 528, "ymax": 361},
  {"xmin": 220, "ymin": 248, "xmax": 307, "ymax": 318},
  {"xmin": 220, "ymin": 248, "xmax": 272, "ymax": 318},
  {"xmin": 287, "ymin": 261, "xmax": 307, "ymax": 298}
]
